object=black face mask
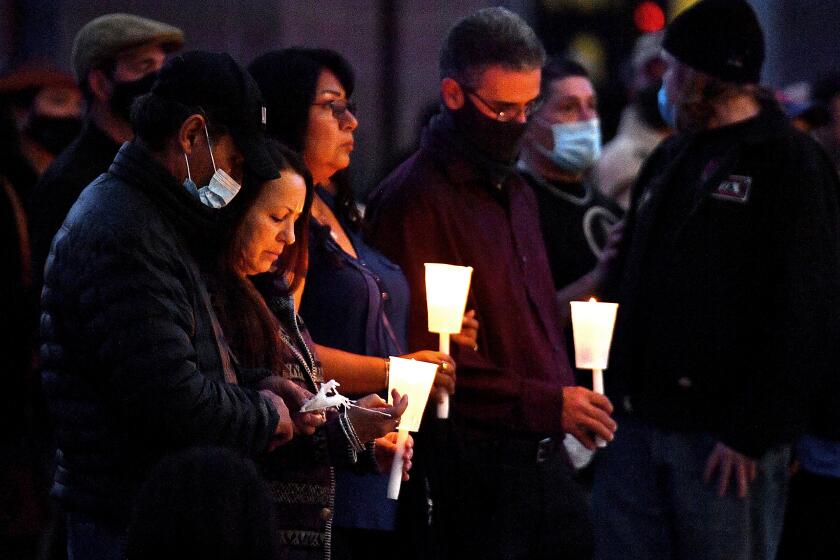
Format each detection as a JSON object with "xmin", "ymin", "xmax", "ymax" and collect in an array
[
  {"xmin": 109, "ymin": 71, "xmax": 159, "ymax": 122},
  {"xmin": 27, "ymin": 115, "xmax": 82, "ymax": 155},
  {"xmin": 450, "ymin": 94, "xmax": 528, "ymax": 163}
]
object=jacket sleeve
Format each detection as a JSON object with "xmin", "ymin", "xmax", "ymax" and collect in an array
[
  {"xmin": 720, "ymin": 137, "xmax": 840, "ymax": 456},
  {"xmin": 44, "ymin": 221, "xmax": 280, "ymax": 455},
  {"xmin": 367, "ymin": 180, "xmax": 566, "ymax": 436}
]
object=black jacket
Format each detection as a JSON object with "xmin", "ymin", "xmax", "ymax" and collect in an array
[
  {"xmin": 606, "ymin": 105, "xmax": 840, "ymax": 456},
  {"xmin": 40, "ymin": 141, "xmax": 279, "ymax": 520},
  {"xmin": 28, "ymin": 120, "xmax": 121, "ymax": 290}
]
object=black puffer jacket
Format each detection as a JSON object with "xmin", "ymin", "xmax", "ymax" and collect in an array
[{"xmin": 40, "ymin": 141, "xmax": 279, "ymax": 520}]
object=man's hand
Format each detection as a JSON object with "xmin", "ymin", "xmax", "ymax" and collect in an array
[
  {"xmin": 590, "ymin": 220, "xmax": 624, "ymax": 288},
  {"xmin": 375, "ymin": 431, "xmax": 414, "ymax": 481},
  {"xmin": 560, "ymin": 386, "xmax": 617, "ymax": 449},
  {"xmin": 451, "ymin": 309, "xmax": 479, "ymax": 350},
  {"xmin": 259, "ymin": 389, "xmax": 294, "ymax": 451},
  {"xmin": 703, "ymin": 442, "xmax": 757, "ymax": 498}
]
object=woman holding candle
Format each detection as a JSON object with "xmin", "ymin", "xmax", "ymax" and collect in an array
[
  {"xmin": 249, "ymin": 48, "xmax": 478, "ymax": 558},
  {"xmin": 208, "ymin": 141, "xmax": 412, "ymax": 560}
]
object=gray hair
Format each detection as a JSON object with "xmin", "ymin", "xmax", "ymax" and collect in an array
[{"xmin": 439, "ymin": 7, "xmax": 546, "ymax": 87}]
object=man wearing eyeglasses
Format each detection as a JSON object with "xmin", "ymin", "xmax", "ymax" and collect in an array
[{"xmin": 367, "ymin": 8, "xmax": 616, "ymax": 560}]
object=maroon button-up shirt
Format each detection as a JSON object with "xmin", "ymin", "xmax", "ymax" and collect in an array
[{"xmin": 367, "ymin": 136, "xmax": 575, "ymax": 438}]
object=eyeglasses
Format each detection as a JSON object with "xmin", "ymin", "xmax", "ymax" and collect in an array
[
  {"xmin": 461, "ymin": 85, "xmax": 543, "ymax": 122},
  {"xmin": 312, "ymin": 99, "xmax": 357, "ymax": 121}
]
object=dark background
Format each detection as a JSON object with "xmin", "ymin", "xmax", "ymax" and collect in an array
[{"xmin": 3, "ymin": 0, "xmax": 839, "ymax": 195}]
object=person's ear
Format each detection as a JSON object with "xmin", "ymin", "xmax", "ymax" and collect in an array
[
  {"xmin": 178, "ymin": 114, "xmax": 206, "ymax": 155},
  {"xmin": 441, "ymin": 78, "xmax": 465, "ymax": 111},
  {"xmin": 87, "ymin": 69, "xmax": 112, "ymax": 103}
]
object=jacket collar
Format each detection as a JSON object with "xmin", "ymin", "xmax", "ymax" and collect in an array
[{"xmin": 108, "ymin": 141, "xmax": 224, "ymax": 254}]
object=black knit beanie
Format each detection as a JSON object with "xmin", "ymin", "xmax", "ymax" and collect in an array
[{"xmin": 663, "ymin": 0, "xmax": 764, "ymax": 84}]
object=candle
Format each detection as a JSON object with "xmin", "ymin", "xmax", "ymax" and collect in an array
[
  {"xmin": 386, "ymin": 357, "xmax": 438, "ymax": 499},
  {"xmin": 570, "ymin": 297, "xmax": 618, "ymax": 447},
  {"xmin": 424, "ymin": 263, "xmax": 473, "ymax": 419}
]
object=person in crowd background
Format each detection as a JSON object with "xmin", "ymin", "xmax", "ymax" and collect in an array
[
  {"xmin": 809, "ymin": 71, "xmax": 840, "ymax": 177},
  {"xmin": 28, "ymin": 13, "xmax": 183, "ymax": 291},
  {"xmin": 367, "ymin": 8, "xmax": 617, "ymax": 559},
  {"xmin": 775, "ymin": 71, "xmax": 840, "ymax": 560},
  {"xmin": 518, "ymin": 57, "xmax": 624, "ymax": 322},
  {"xmin": 0, "ymin": 168, "xmax": 42, "ymax": 558},
  {"xmin": 126, "ymin": 446, "xmax": 282, "ymax": 560},
  {"xmin": 208, "ymin": 140, "xmax": 409, "ymax": 560},
  {"xmin": 249, "ymin": 48, "xmax": 473, "ymax": 560},
  {"xmin": 0, "ymin": 66, "xmax": 82, "ymax": 189},
  {"xmin": 595, "ymin": 31, "xmax": 672, "ymax": 211},
  {"xmin": 40, "ymin": 51, "xmax": 294, "ymax": 560},
  {"xmin": 517, "ymin": 57, "xmax": 624, "ymax": 472},
  {"xmin": 593, "ymin": 1, "xmax": 840, "ymax": 559}
]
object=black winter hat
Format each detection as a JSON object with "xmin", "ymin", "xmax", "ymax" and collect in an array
[
  {"xmin": 151, "ymin": 51, "xmax": 278, "ymax": 181},
  {"xmin": 663, "ymin": 0, "xmax": 764, "ymax": 84}
]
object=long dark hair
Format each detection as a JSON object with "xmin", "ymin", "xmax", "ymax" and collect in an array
[
  {"xmin": 212, "ymin": 141, "xmax": 314, "ymax": 372},
  {"xmin": 249, "ymin": 48, "xmax": 363, "ymax": 230}
]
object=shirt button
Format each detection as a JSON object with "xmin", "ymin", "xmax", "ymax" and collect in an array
[{"xmin": 320, "ymin": 507, "xmax": 333, "ymax": 521}]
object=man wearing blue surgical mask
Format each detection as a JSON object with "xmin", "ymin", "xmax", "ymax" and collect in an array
[{"xmin": 519, "ymin": 58, "xmax": 623, "ymax": 323}]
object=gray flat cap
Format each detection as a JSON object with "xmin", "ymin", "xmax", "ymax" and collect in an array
[{"xmin": 72, "ymin": 13, "xmax": 184, "ymax": 83}]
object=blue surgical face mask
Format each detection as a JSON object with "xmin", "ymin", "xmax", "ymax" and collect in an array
[
  {"xmin": 534, "ymin": 117, "xmax": 601, "ymax": 174},
  {"xmin": 657, "ymin": 85, "xmax": 678, "ymax": 129},
  {"xmin": 183, "ymin": 124, "xmax": 242, "ymax": 208}
]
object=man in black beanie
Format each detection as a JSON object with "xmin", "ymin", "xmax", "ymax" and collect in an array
[{"xmin": 592, "ymin": 1, "xmax": 840, "ymax": 559}]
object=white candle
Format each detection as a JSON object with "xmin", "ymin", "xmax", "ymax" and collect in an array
[
  {"xmin": 386, "ymin": 357, "xmax": 438, "ymax": 499},
  {"xmin": 570, "ymin": 298, "xmax": 618, "ymax": 448},
  {"xmin": 424, "ymin": 263, "xmax": 473, "ymax": 419}
]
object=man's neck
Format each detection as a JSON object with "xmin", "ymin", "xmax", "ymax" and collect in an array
[
  {"xmin": 708, "ymin": 94, "xmax": 761, "ymax": 130},
  {"xmin": 520, "ymin": 147, "xmax": 584, "ymax": 184},
  {"xmin": 89, "ymin": 102, "xmax": 134, "ymax": 144},
  {"xmin": 140, "ymin": 139, "xmax": 185, "ymax": 184}
]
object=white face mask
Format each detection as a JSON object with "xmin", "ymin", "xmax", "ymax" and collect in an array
[
  {"xmin": 534, "ymin": 117, "xmax": 602, "ymax": 174},
  {"xmin": 183, "ymin": 124, "xmax": 242, "ymax": 208}
]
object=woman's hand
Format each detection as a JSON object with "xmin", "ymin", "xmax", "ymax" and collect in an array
[
  {"xmin": 451, "ymin": 309, "xmax": 479, "ymax": 350},
  {"xmin": 375, "ymin": 431, "xmax": 414, "ymax": 481},
  {"xmin": 258, "ymin": 376, "xmax": 326, "ymax": 437},
  {"xmin": 259, "ymin": 390, "xmax": 294, "ymax": 451},
  {"xmin": 348, "ymin": 389, "xmax": 408, "ymax": 443},
  {"xmin": 400, "ymin": 351, "xmax": 456, "ymax": 397}
]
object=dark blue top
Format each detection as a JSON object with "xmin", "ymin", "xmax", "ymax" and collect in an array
[{"xmin": 298, "ymin": 186, "xmax": 410, "ymax": 531}]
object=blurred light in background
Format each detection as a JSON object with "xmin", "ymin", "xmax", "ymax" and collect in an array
[
  {"xmin": 669, "ymin": 0, "xmax": 700, "ymax": 19},
  {"xmin": 634, "ymin": 2, "xmax": 665, "ymax": 32},
  {"xmin": 567, "ymin": 32, "xmax": 608, "ymax": 83}
]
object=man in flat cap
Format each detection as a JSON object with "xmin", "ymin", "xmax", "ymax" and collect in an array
[
  {"xmin": 28, "ymin": 13, "xmax": 184, "ymax": 290},
  {"xmin": 593, "ymin": 1, "xmax": 840, "ymax": 559},
  {"xmin": 40, "ymin": 51, "xmax": 295, "ymax": 560}
]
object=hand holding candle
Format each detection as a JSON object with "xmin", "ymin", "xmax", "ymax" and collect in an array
[
  {"xmin": 425, "ymin": 263, "xmax": 473, "ymax": 419},
  {"xmin": 570, "ymin": 297, "xmax": 618, "ymax": 447},
  {"xmin": 386, "ymin": 357, "xmax": 438, "ymax": 499}
]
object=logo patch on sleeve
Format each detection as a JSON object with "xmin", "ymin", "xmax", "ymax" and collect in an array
[{"xmin": 711, "ymin": 175, "xmax": 752, "ymax": 203}]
